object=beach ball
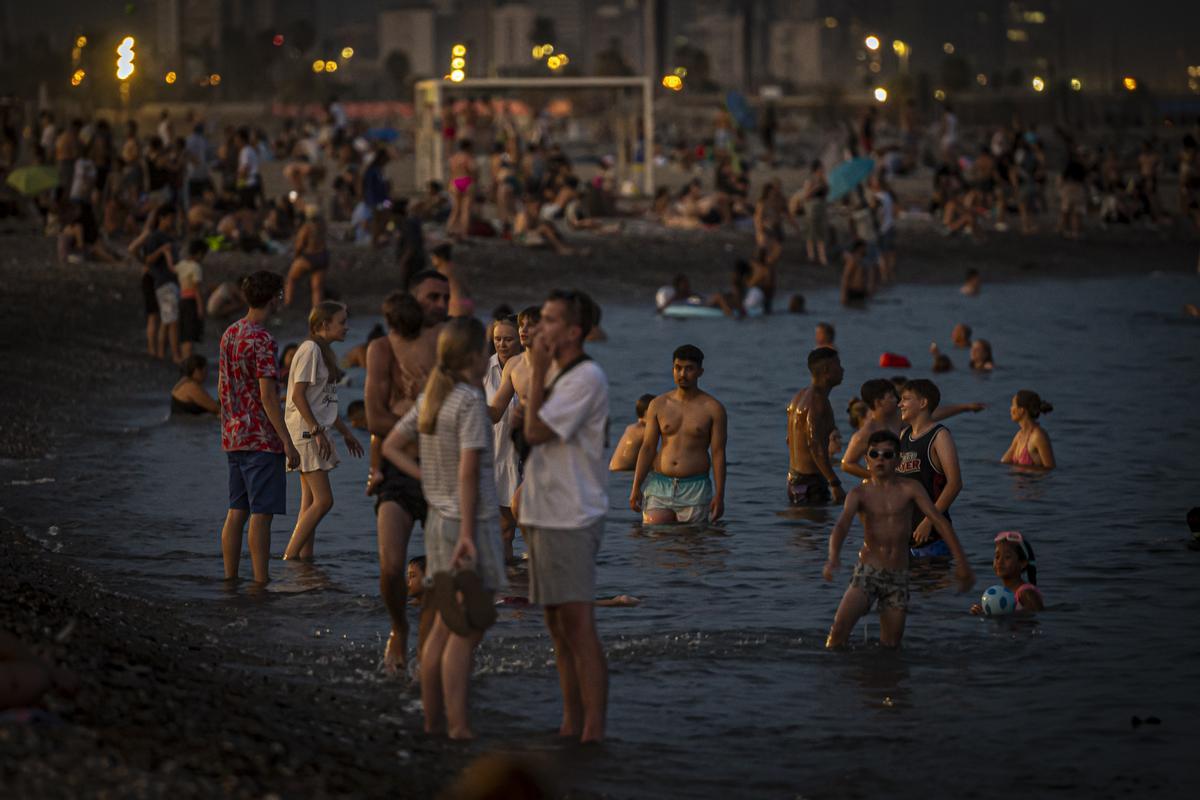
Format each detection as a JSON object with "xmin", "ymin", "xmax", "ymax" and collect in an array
[{"xmin": 980, "ymin": 585, "xmax": 1015, "ymax": 616}]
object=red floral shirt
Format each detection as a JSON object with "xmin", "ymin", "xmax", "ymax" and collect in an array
[{"xmin": 219, "ymin": 318, "xmax": 283, "ymax": 453}]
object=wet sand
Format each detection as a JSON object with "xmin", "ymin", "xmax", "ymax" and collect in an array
[{"xmin": 1, "ymin": 218, "xmax": 1196, "ymax": 795}]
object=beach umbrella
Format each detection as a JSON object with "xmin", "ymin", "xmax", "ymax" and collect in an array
[
  {"xmin": 827, "ymin": 157, "xmax": 876, "ymax": 202},
  {"xmin": 5, "ymin": 165, "xmax": 59, "ymax": 196}
]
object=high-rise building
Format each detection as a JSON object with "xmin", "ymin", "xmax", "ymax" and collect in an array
[
  {"xmin": 493, "ymin": 3, "xmax": 537, "ymax": 70},
  {"xmin": 379, "ymin": 7, "xmax": 436, "ymax": 78}
]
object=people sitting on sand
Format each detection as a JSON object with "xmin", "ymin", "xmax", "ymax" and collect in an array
[
  {"xmin": 1001, "ymin": 390, "xmax": 1056, "ymax": 470},
  {"xmin": 170, "ymin": 354, "xmax": 219, "ymax": 416},
  {"xmin": 665, "ymin": 181, "xmax": 731, "ymax": 229},
  {"xmin": 206, "ymin": 281, "xmax": 244, "ymax": 318},
  {"xmin": 57, "ymin": 200, "xmax": 119, "ymax": 265},
  {"xmin": 969, "ymin": 339, "xmax": 995, "ymax": 371},
  {"xmin": 610, "ymin": 394, "xmax": 657, "ymax": 472},
  {"xmin": 513, "ymin": 194, "xmax": 574, "ymax": 255},
  {"xmin": 630, "ymin": 346, "xmax": 727, "ymax": 525}
]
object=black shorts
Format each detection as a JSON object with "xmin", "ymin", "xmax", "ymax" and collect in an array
[
  {"xmin": 179, "ymin": 296, "xmax": 203, "ymax": 342},
  {"xmin": 374, "ymin": 460, "xmax": 428, "ymax": 524},
  {"xmin": 141, "ymin": 272, "xmax": 159, "ymax": 316}
]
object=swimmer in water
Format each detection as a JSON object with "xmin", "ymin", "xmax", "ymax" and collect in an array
[
  {"xmin": 970, "ymin": 531, "xmax": 1043, "ymax": 614},
  {"xmin": 787, "ymin": 348, "xmax": 845, "ymax": 505},
  {"xmin": 969, "ymin": 339, "xmax": 994, "ymax": 371},
  {"xmin": 1000, "ymin": 390, "xmax": 1056, "ymax": 470},
  {"xmin": 896, "ymin": 379, "xmax": 963, "ymax": 558},
  {"xmin": 406, "ymin": 556, "xmax": 435, "ymax": 661},
  {"xmin": 631, "ymin": 345, "xmax": 727, "ymax": 524},
  {"xmin": 823, "ymin": 429, "xmax": 974, "ymax": 648},
  {"xmin": 951, "ymin": 323, "xmax": 972, "ymax": 348},
  {"xmin": 841, "ymin": 378, "xmax": 984, "ymax": 481},
  {"xmin": 610, "ymin": 394, "xmax": 657, "ymax": 472},
  {"xmin": 961, "ymin": 268, "xmax": 981, "ymax": 296},
  {"xmin": 815, "ymin": 321, "xmax": 836, "ymax": 350}
]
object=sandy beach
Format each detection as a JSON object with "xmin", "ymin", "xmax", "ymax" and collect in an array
[{"xmin": 2, "ymin": 217, "xmax": 1197, "ymax": 796}]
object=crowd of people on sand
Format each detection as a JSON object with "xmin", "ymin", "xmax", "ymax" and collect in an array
[{"xmin": 4, "ymin": 96, "xmax": 1199, "ymax": 744}]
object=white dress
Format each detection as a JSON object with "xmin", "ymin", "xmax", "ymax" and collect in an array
[{"xmin": 483, "ymin": 353, "xmax": 521, "ymax": 505}]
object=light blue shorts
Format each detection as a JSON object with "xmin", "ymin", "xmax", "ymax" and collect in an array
[{"xmin": 642, "ymin": 471, "xmax": 712, "ymax": 524}]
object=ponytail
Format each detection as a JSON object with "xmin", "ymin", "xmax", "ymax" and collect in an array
[
  {"xmin": 417, "ymin": 317, "xmax": 486, "ymax": 435},
  {"xmin": 308, "ymin": 301, "xmax": 347, "ymax": 385}
]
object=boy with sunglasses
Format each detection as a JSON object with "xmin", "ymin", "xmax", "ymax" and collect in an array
[{"xmin": 823, "ymin": 430, "xmax": 974, "ymax": 648}]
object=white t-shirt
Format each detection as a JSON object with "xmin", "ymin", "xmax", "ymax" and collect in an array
[
  {"xmin": 484, "ymin": 353, "xmax": 520, "ymax": 502},
  {"xmin": 175, "ymin": 259, "xmax": 203, "ymax": 294},
  {"xmin": 518, "ymin": 359, "xmax": 609, "ymax": 529},
  {"xmin": 69, "ymin": 157, "xmax": 96, "ymax": 200},
  {"xmin": 238, "ymin": 144, "xmax": 260, "ymax": 185},
  {"xmin": 284, "ymin": 341, "xmax": 338, "ymax": 439}
]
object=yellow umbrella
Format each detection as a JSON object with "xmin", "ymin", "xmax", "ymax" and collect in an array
[{"xmin": 5, "ymin": 165, "xmax": 60, "ymax": 196}]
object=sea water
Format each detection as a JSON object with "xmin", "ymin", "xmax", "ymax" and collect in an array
[{"xmin": 5, "ymin": 273, "xmax": 1200, "ymax": 798}]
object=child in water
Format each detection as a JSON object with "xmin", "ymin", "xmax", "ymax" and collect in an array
[{"xmin": 971, "ymin": 531, "xmax": 1044, "ymax": 613}]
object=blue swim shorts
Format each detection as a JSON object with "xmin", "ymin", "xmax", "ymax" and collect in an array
[
  {"xmin": 642, "ymin": 471, "xmax": 712, "ymax": 524},
  {"xmin": 227, "ymin": 450, "xmax": 287, "ymax": 515}
]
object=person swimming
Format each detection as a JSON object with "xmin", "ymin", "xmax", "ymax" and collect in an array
[
  {"xmin": 1001, "ymin": 390, "xmax": 1056, "ymax": 469},
  {"xmin": 970, "ymin": 531, "xmax": 1043, "ymax": 613},
  {"xmin": 610, "ymin": 393, "xmax": 657, "ymax": 472},
  {"xmin": 970, "ymin": 339, "xmax": 994, "ymax": 371}
]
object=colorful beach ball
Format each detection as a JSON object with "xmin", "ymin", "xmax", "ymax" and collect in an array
[{"xmin": 981, "ymin": 585, "xmax": 1015, "ymax": 616}]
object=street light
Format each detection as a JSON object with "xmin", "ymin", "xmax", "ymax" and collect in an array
[
  {"xmin": 1070, "ymin": 78, "xmax": 1082, "ymax": 91},
  {"xmin": 864, "ymin": 35, "xmax": 880, "ymax": 51},
  {"xmin": 1031, "ymin": 76, "xmax": 1045, "ymax": 92},
  {"xmin": 165, "ymin": 71, "xmax": 177, "ymax": 84},
  {"xmin": 1123, "ymin": 76, "xmax": 1137, "ymax": 91},
  {"xmin": 115, "ymin": 35, "xmax": 135, "ymax": 80},
  {"xmin": 873, "ymin": 87, "xmax": 888, "ymax": 103},
  {"xmin": 892, "ymin": 40, "xmax": 907, "ymax": 56},
  {"xmin": 943, "ymin": 42, "xmax": 955, "ymax": 54},
  {"xmin": 324, "ymin": 61, "xmax": 337, "ymax": 73},
  {"xmin": 209, "ymin": 73, "xmax": 221, "ymax": 86},
  {"xmin": 662, "ymin": 74, "xmax": 683, "ymax": 91},
  {"xmin": 449, "ymin": 69, "xmax": 465, "ymax": 82},
  {"xmin": 75, "ymin": 36, "xmax": 87, "ymax": 48},
  {"xmin": 451, "ymin": 43, "xmax": 467, "ymax": 57},
  {"xmin": 313, "ymin": 60, "xmax": 325, "ymax": 73},
  {"xmin": 70, "ymin": 69, "xmax": 85, "ymax": 87},
  {"xmin": 341, "ymin": 47, "xmax": 354, "ymax": 59}
]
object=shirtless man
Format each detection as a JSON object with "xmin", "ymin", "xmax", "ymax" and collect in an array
[
  {"xmin": 787, "ymin": 348, "xmax": 845, "ymax": 505},
  {"xmin": 895, "ymin": 379, "xmax": 963, "ymax": 559},
  {"xmin": 630, "ymin": 346, "xmax": 727, "ymax": 524},
  {"xmin": 823, "ymin": 429, "xmax": 974, "ymax": 648},
  {"xmin": 841, "ymin": 378, "xmax": 983, "ymax": 481},
  {"xmin": 609, "ymin": 394, "xmax": 656, "ymax": 472},
  {"xmin": 840, "ymin": 239, "xmax": 871, "ymax": 306},
  {"xmin": 364, "ymin": 270, "xmax": 449, "ymax": 672},
  {"xmin": 447, "ymin": 139, "xmax": 476, "ymax": 239},
  {"xmin": 284, "ymin": 204, "xmax": 330, "ymax": 308}
]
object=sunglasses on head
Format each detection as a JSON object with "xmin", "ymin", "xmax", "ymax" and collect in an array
[{"xmin": 868, "ymin": 449, "xmax": 896, "ymax": 460}]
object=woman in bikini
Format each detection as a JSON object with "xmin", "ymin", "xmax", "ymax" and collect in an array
[
  {"xmin": 447, "ymin": 139, "xmax": 476, "ymax": 239},
  {"xmin": 1001, "ymin": 390, "xmax": 1056, "ymax": 470}
]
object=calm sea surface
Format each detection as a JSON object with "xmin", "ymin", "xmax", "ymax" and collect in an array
[{"xmin": 5, "ymin": 273, "xmax": 1200, "ymax": 798}]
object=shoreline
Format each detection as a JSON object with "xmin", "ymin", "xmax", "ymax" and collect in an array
[{"xmin": 1, "ymin": 222, "xmax": 1197, "ymax": 795}]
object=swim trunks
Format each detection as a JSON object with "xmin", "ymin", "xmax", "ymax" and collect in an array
[
  {"xmin": 374, "ymin": 460, "xmax": 428, "ymax": 524},
  {"xmin": 849, "ymin": 562, "xmax": 910, "ymax": 611},
  {"xmin": 303, "ymin": 250, "xmax": 330, "ymax": 271},
  {"xmin": 642, "ymin": 471, "xmax": 712, "ymax": 524},
  {"xmin": 787, "ymin": 472, "xmax": 831, "ymax": 505}
]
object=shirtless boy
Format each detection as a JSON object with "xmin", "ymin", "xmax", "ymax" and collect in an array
[
  {"xmin": 284, "ymin": 204, "xmax": 330, "ymax": 308},
  {"xmin": 364, "ymin": 270, "xmax": 448, "ymax": 672},
  {"xmin": 841, "ymin": 378, "xmax": 983, "ymax": 481},
  {"xmin": 487, "ymin": 305, "xmax": 542, "ymax": 425},
  {"xmin": 787, "ymin": 348, "xmax": 845, "ymax": 505},
  {"xmin": 630, "ymin": 346, "xmax": 727, "ymax": 524},
  {"xmin": 609, "ymin": 394, "xmax": 657, "ymax": 472},
  {"xmin": 823, "ymin": 429, "xmax": 974, "ymax": 648}
]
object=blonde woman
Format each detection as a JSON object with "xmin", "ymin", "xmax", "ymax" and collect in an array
[
  {"xmin": 283, "ymin": 301, "xmax": 364, "ymax": 560},
  {"xmin": 382, "ymin": 317, "xmax": 506, "ymax": 740}
]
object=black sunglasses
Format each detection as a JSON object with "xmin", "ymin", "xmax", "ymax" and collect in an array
[{"xmin": 868, "ymin": 449, "xmax": 897, "ymax": 460}]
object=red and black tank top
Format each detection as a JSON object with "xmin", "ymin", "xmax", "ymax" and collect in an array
[{"xmin": 898, "ymin": 424, "xmax": 948, "ymax": 538}]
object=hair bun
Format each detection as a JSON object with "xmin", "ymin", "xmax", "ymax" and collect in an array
[{"xmin": 1040, "ymin": 401, "xmax": 1054, "ymax": 414}]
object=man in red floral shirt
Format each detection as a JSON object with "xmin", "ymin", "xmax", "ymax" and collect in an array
[{"xmin": 217, "ymin": 271, "xmax": 299, "ymax": 584}]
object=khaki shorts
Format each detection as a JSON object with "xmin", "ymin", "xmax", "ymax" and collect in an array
[
  {"xmin": 525, "ymin": 519, "xmax": 604, "ymax": 606},
  {"xmin": 849, "ymin": 562, "xmax": 910, "ymax": 611},
  {"xmin": 424, "ymin": 508, "xmax": 508, "ymax": 593},
  {"xmin": 292, "ymin": 435, "xmax": 340, "ymax": 474}
]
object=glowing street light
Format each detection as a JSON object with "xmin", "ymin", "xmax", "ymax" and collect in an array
[
  {"xmin": 341, "ymin": 46, "xmax": 354, "ymax": 59},
  {"xmin": 934, "ymin": 89, "xmax": 946, "ymax": 101},
  {"xmin": 451, "ymin": 57, "xmax": 465, "ymax": 70},
  {"xmin": 1070, "ymin": 78, "xmax": 1082, "ymax": 91},
  {"xmin": 892, "ymin": 40, "xmax": 907, "ymax": 56},
  {"xmin": 546, "ymin": 55, "xmax": 562, "ymax": 70},
  {"xmin": 209, "ymin": 73, "xmax": 221, "ymax": 86},
  {"xmin": 976, "ymin": 73, "xmax": 988, "ymax": 86},
  {"xmin": 165, "ymin": 71, "xmax": 177, "ymax": 84},
  {"xmin": 312, "ymin": 59, "xmax": 326, "ymax": 73},
  {"xmin": 75, "ymin": 36, "xmax": 87, "ymax": 48},
  {"xmin": 1123, "ymin": 76, "xmax": 1138, "ymax": 91},
  {"xmin": 115, "ymin": 35, "xmax": 135, "ymax": 80},
  {"xmin": 662, "ymin": 74, "xmax": 683, "ymax": 91},
  {"xmin": 1031, "ymin": 76, "xmax": 1045, "ymax": 92},
  {"xmin": 943, "ymin": 42, "xmax": 955, "ymax": 54},
  {"xmin": 449, "ymin": 69, "xmax": 465, "ymax": 83},
  {"xmin": 324, "ymin": 61, "xmax": 337, "ymax": 73},
  {"xmin": 70, "ymin": 69, "xmax": 85, "ymax": 87},
  {"xmin": 873, "ymin": 87, "xmax": 888, "ymax": 103},
  {"xmin": 864, "ymin": 35, "xmax": 880, "ymax": 51},
  {"xmin": 451, "ymin": 43, "xmax": 467, "ymax": 58}
]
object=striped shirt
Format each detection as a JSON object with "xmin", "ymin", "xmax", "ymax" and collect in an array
[{"xmin": 393, "ymin": 383, "xmax": 498, "ymax": 521}]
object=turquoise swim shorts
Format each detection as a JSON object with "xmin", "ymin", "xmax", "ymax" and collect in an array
[{"xmin": 642, "ymin": 471, "xmax": 712, "ymax": 524}]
